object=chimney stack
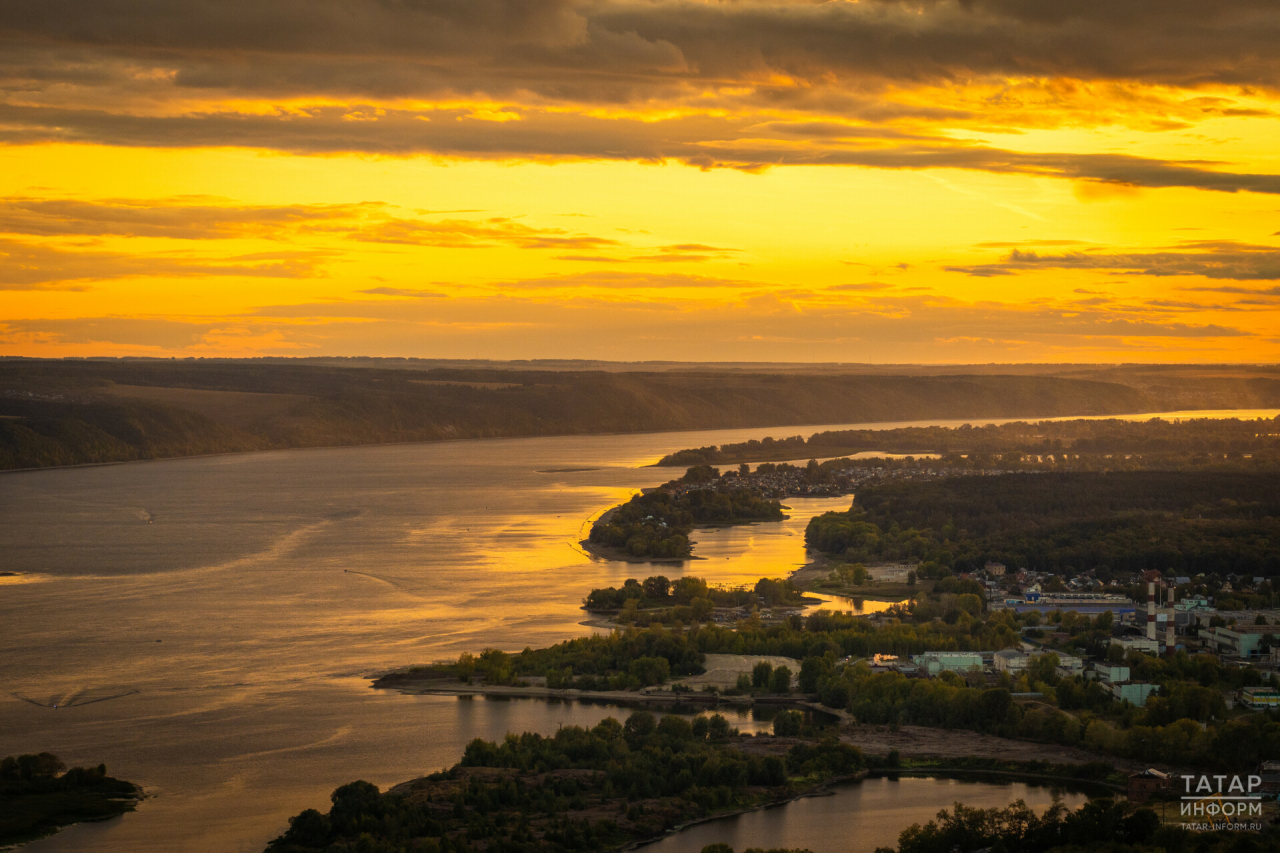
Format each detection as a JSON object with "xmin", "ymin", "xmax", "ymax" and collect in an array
[{"xmin": 1147, "ymin": 581, "xmax": 1157, "ymax": 641}]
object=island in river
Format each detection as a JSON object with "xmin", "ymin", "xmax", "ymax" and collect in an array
[{"xmin": 582, "ymin": 469, "xmax": 786, "ymax": 561}]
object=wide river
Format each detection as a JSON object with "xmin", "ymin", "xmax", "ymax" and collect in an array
[{"xmin": 3, "ymin": 408, "xmax": 1274, "ymax": 852}]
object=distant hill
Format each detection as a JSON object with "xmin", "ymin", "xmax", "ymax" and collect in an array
[{"xmin": 1, "ymin": 359, "xmax": 1274, "ymax": 470}]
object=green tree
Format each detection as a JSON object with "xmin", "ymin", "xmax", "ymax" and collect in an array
[
  {"xmin": 282, "ymin": 809, "xmax": 331, "ymax": 848},
  {"xmin": 673, "ymin": 576, "xmax": 709, "ymax": 604},
  {"xmin": 707, "ymin": 713, "xmax": 733, "ymax": 740},
  {"xmin": 642, "ymin": 576, "xmax": 672, "ymax": 600},
  {"xmin": 1028, "ymin": 653, "xmax": 1060, "ymax": 686},
  {"xmin": 799, "ymin": 657, "xmax": 828, "ymax": 693},
  {"xmin": 771, "ymin": 665, "xmax": 793, "ymax": 694},
  {"xmin": 773, "ymin": 710, "xmax": 803, "ymax": 737},
  {"xmin": 14, "ymin": 752, "xmax": 65, "ymax": 781},
  {"xmin": 752, "ymin": 661, "xmax": 773, "ymax": 689},
  {"xmin": 629, "ymin": 656, "xmax": 671, "ymax": 686}
]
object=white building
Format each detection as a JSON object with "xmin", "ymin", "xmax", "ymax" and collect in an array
[
  {"xmin": 993, "ymin": 649, "xmax": 1030, "ymax": 674},
  {"xmin": 1053, "ymin": 653, "xmax": 1085, "ymax": 678},
  {"xmin": 1110, "ymin": 682, "xmax": 1159, "ymax": 707},
  {"xmin": 1114, "ymin": 636, "xmax": 1159, "ymax": 654},
  {"xmin": 1094, "ymin": 663, "xmax": 1130, "ymax": 684}
]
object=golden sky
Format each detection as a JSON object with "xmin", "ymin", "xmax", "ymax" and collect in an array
[{"xmin": 1, "ymin": 0, "xmax": 1279, "ymax": 362}]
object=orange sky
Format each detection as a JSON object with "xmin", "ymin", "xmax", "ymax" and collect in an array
[{"xmin": 1, "ymin": 0, "xmax": 1279, "ymax": 362}]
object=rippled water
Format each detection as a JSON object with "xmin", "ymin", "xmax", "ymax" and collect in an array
[{"xmin": 3, "ymin": 408, "xmax": 1274, "ymax": 852}]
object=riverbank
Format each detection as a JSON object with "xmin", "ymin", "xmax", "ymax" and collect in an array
[
  {"xmin": 265, "ymin": 705, "xmax": 869, "ymax": 852},
  {"xmin": 11, "ymin": 359, "xmax": 1226, "ymax": 472},
  {"xmin": 788, "ymin": 550, "xmax": 832, "ymax": 587},
  {"xmin": 0, "ymin": 758, "xmax": 143, "ymax": 849},
  {"xmin": 580, "ymin": 538, "xmax": 700, "ymax": 564},
  {"xmin": 616, "ymin": 769, "xmax": 870, "ymax": 852},
  {"xmin": 370, "ymin": 675, "xmax": 818, "ymax": 709},
  {"xmin": 368, "ymin": 678, "xmax": 1154, "ymax": 778},
  {"xmin": 788, "ymin": 553, "xmax": 917, "ymax": 603}
]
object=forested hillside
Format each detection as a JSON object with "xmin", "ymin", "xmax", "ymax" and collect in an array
[
  {"xmin": 806, "ymin": 471, "xmax": 1280, "ymax": 577},
  {"xmin": 0, "ymin": 360, "xmax": 1167, "ymax": 470}
]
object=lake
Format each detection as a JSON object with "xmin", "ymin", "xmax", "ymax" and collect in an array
[
  {"xmin": 637, "ymin": 775, "xmax": 1093, "ymax": 853},
  {"xmin": 3, "ymin": 408, "xmax": 1274, "ymax": 852}
]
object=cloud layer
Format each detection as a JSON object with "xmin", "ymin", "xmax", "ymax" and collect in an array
[
  {"xmin": 949, "ymin": 242, "xmax": 1280, "ymax": 280},
  {"xmin": 0, "ymin": 281, "xmax": 1258, "ymax": 361},
  {"xmin": 4, "ymin": 2, "xmax": 1280, "ymax": 362},
  {"xmin": 2, "ymin": 0, "xmax": 1279, "ymax": 186}
]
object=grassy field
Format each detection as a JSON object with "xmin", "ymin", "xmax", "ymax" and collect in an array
[{"xmin": 102, "ymin": 383, "xmax": 311, "ymax": 431}]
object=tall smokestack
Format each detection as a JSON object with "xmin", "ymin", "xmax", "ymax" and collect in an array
[{"xmin": 1147, "ymin": 581, "xmax": 1157, "ymax": 641}]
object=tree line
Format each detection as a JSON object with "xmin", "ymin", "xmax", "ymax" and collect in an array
[
  {"xmin": 805, "ymin": 470, "xmax": 1280, "ymax": 576},
  {"xmin": 659, "ymin": 416, "xmax": 1280, "ymax": 466}
]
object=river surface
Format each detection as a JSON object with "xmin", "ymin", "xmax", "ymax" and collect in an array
[{"xmin": 2, "ymin": 408, "xmax": 1275, "ymax": 852}]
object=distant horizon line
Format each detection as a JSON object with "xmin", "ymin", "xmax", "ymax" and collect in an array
[{"xmin": 2, "ymin": 355, "xmax": 1278, "ymax": 370}]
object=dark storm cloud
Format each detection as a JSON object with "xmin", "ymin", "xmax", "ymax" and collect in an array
[
  {"xmin": 2, "ymin": 0, "xmax": 1279, "ymax": 186},
  {"xmin": 2, "ymin": 0, "xmax": 1278, "ymax": 100},
  {"xmin": 947, "ymin": 242, "xmax": 1280, "ymax": 280}
]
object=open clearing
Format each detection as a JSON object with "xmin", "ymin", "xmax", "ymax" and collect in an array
[{"xmin": 101, "ymin": 384, "xmax": 311, "ymax": 430}]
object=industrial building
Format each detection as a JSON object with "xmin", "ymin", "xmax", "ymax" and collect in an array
[
  {"xmin": 910, "ymin": 652, "xmax": 984, "ymax": 676},
  {"xmin": 1202, "ymin": 625, "xmax": 1276, "ymax": 659}
]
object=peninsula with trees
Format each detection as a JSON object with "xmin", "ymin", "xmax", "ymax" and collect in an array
[{"xmin": 0, "ymin": 753, "xmax": 141, "ymax": 847}]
